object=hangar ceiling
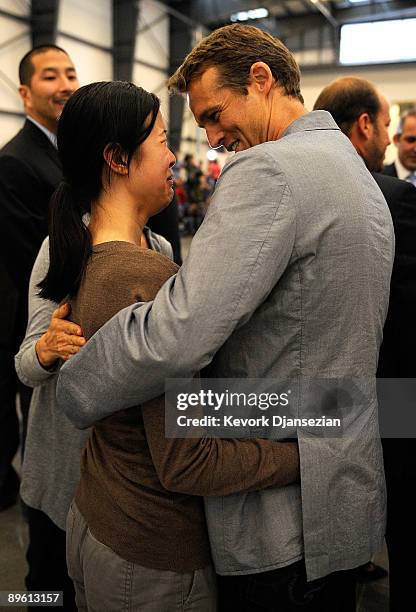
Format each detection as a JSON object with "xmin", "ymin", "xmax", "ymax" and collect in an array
[
  {"xmin": 164, "ymin": 0, "xmax": 416, "ymax": 69},
  {"xmin": 167, "ymin": 0, "xmax": 416, "ymax": 31}
]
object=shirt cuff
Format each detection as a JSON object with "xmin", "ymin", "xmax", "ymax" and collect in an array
[{"xmin": 16, "ymin": 344, "xmax": 60, "ymax": 386}]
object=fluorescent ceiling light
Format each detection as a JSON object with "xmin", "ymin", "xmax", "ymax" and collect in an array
[{"xmin": 230, "ymin": 8, "xmax": 269, "ymax": 22}]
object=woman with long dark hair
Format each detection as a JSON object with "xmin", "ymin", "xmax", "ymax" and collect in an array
[{"xmin": 39, "ymin": 81, "xmax": 299, "ymax": 610}]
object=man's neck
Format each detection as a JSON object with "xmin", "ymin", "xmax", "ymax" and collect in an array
[
  {"xmin": 26, "ymin": 112, "xmax": 57, "ymax": 135},
  {"xmin": 355, "ymin": 147, "xmax": 374, "ymax": 172},
  {"xmin": 266, "ymin": 90, "xmax": 307, "ymax": 141},
  {"xmin": 395, "ymin": 157, "xmax": 413, "ymax": 181},
  {"xmin": 347, "ymin": 129, "xmax": 375, "ymax": 171}
]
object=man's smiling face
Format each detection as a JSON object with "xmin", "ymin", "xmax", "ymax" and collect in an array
[
  {"xmin": 395, "ymin": 115, "xmax": 416, "ymax": 173},
  {"xmin": 188, "ymin": 66, "xmax": 269, "ymax": 153},
  {"xmin": 19, "ymin": 49, "xmax": 79, "ymax": 133}
]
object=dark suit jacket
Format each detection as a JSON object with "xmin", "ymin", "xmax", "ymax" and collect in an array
[
  {"xmin": 382, "ymin": 162, "xmax": 398, "ymax": 178},
  {"xmin": 373, "ymin": 174, "xmax": 416, "ymax": 494},
  {"xmin": 147, "ymin": 194, "xmax": 182, "ymax": 265},
  {"xmin": 0, "ymin": 120, "xmax": 62, "ymax": 349},
  {"xmin": 372, "ymin": 172, "xmax": 416, "ymax": 377}
]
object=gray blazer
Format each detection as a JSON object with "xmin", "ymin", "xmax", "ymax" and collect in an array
[{"xmin": 57, "ymin": 111, "xmax": 394, "ymax": 580}]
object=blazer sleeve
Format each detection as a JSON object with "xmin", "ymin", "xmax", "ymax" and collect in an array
[
  {"xmin": 378, "ymin": 181, "xmax": 416, "ymax": 377},
  {"xmin": 0, "ymin": 154, "xmax": 48, "ymax": 292},
  {"xmin": 57, "ymin": 149, "xmax": 296, "ymax": 429}
]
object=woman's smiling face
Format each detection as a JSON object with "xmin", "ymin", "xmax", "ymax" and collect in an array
[{"xmin": 129, "ymin": 112, "xmax": 176, "ymax": 216}]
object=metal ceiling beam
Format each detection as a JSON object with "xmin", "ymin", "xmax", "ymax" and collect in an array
[
  {"xmin": 274, "ymin": 12, "xmax": 332, "ymax": 38},
  {"xmin": 300, "ymin": 0, "xmax": 316, "ymax": 13},
  {"xmin": 31, "ymin": 0, "xmax": 59, "ymax": 46},
  {"xmin": 188, "ymin": 0, "xmax": 269, "ymax": 26},
  {"xmin": 305, "ymin": 0, "xmax": 338, "ymax": 27},
  {"xmin": 0, "ymin": 8, "xmax": 29, "ymax": 23},
  {"xmin": 301, "ymin": 57, "xmax": 416, "ymax": 72},
  {"xmin": 282, "ymin": 1, "xmax": 295, "ymax": 17},
  {"xmin": 137, "ymin": 12, "xmax": 167, "ymax": 34},
  {"xmin": 199, "ymin": 0, "xmax": 415, "ymax": 26},
  {"xmin": 153, "ymin": 0, "xmax": 200, "ymax": 28},
  {"xmin": 0, "ymin": 109, "xmax": 25, "ymax": 118},
  {"xmin": 342, "ymin": 3, "xmax": 416, "ymax": 22},
  {"xmin": 113, "ymin": 0, "xmax": 139, "ymax": 81}
]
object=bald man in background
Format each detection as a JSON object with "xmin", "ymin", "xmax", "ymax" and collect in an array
[{"xmin": 315, "ymin": 77, "xmax": 416, "ymax": 612}]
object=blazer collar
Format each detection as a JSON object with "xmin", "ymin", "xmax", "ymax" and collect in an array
[
  {"xmin": 26, "ymin": 116, "xmax": 57, "ymax": 148},
  {"xmin": 22, "ymin": 119, "xmax": 61, "ymax": 170},
  {"xmin": 282, "ymin": 111, "xmax": 340, "ymax": 138}
]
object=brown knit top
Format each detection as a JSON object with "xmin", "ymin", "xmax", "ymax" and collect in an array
[{"xmin": 70, "ymin": 240, "xmax": 299, "ymax": 572}]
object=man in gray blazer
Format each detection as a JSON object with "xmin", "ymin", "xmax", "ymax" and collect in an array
[{"xmin": 58, "ymin": 24, "xmax": 393, "ymax": 610}]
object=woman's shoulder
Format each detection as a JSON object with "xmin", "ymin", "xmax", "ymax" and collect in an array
[
  {"xmin": 90, "ymin": 240, "xmax": 176, "ymax": 270},
  {"xmin": 88, "ymin": 241, "xmax": 178, "ymax": 291},
  {"xmin": 73, "ymin": 241, "xmax": 179, "ymax": 336}
]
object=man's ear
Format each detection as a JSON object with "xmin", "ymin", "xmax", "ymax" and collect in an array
[
  {"xmin": 356, "ymin": 112, "xmax": 373, "ymax": 141},
  {"xmin": 18, "ymin": 85, "xmax": 30, "ymax": 108},
  {"xmin": 249, "ymin": 62, "xmax": 274, "ymax": 95},
  {"xmin": 393, "ymin": 133, "xmax": 400, "ymax": 146},
  {"xmin": 103, "ymin": 144, "xmax": 129, "ymax": 175}
]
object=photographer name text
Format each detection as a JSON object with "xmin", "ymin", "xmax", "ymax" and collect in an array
[{"xmin": 176, "ymin": 415, "xmax": 341, "ymax": 429}]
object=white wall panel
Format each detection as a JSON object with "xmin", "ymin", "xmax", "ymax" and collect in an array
[
  {"xmin": 133, "ymin": 0, "xmax": 169, "ymax": 124},
  {"xmin": 180, "ymin": 106, "xmax": 209, "ymax": 161},
  {"xmin": 0, "ymin": 115, "xmax": 24, "ymax": 147},
  {"xmin": 0, "ymin": 15, "xmax": 30, "ymax": 112},
  {"xmin": 133, "ymin": 63, "xmax": 165, "ymax": 93},
  {"xmin": 56, "ymin": 35, "xmax": 112, "ymax": 84},
  {"xmin": 294, "ymin": 48, "xmax": 335, "ymax": 66},
  {"xmin": 132, "ymin": 63, "xmax": 169, "ymax": 121},
  {"xmin": 0, "ymin": 0, "xmax": 29, "ymax": 17},
  {"xmin": 58, "ymin": 0, "xmax": 112, "ymax": 48},
  {"xmin": 136, "ymin": 0, "xmax": 169, "ymax": 70}
]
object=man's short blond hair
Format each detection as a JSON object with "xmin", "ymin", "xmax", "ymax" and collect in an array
[{"xmin": 168, "ymin": 24, "xmax": 304, "ymax": 103}]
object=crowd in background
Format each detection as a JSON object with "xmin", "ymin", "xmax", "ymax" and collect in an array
[{"xmin": 174, "ymin": 154, "xmax": 222, "ymax": 235}]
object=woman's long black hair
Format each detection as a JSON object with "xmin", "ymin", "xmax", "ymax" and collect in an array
[{"xmin": 38, "ymin": 81, "xmax": 160, "ymax": 303}]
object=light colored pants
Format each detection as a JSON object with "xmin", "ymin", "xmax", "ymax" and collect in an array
[{"xmin": 66, "ymin": 502, "xmax": 217, "ymax": 611}]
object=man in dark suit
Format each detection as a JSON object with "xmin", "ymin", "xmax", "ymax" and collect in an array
[
  {"xmin": 315, "ymin": 77, "xmax": 416, "ymax": 612},
  {"xmin": 0, "ymin": 46, "xmax": 79, "ymax": 608},
  {"xmin": 0, "ymin": 45, "xmax": 79, "ymax": 513},
  {"xmin": 0, "ymin": 46, "xmax": 80, "ymax": 608},
  {"xmin": 383, "ymin": 108, "xmax": 416, "ymax": 184}
]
